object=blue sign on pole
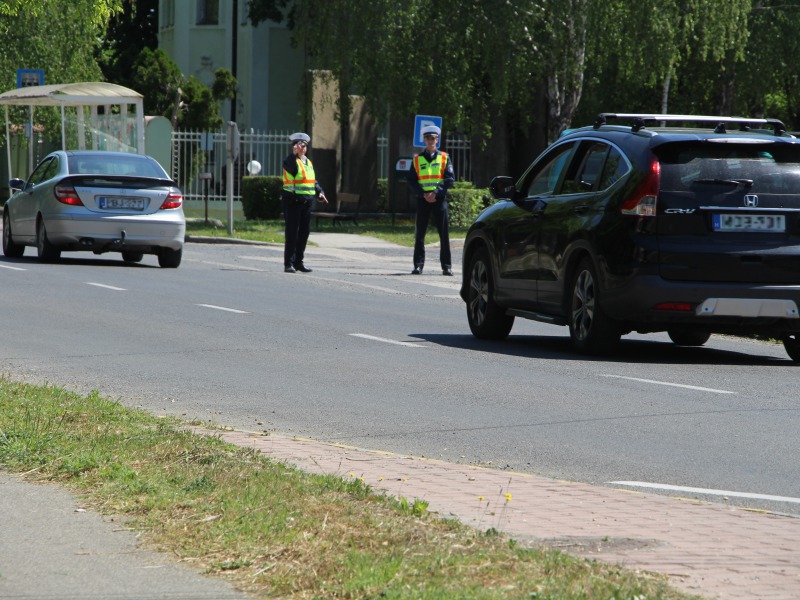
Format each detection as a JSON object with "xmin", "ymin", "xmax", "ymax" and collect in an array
[
  {"xmin": 413, "ymin": 115, "xmax": 443, "ymax": 148},
  {"xmin": 17, "ymin": 69, "xmax": 44, "ymax": 88}
]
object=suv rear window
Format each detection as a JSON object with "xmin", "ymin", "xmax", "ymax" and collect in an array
[{"xmin": 656, "ymin": 142, "xmax": 800, "ymax": 194}]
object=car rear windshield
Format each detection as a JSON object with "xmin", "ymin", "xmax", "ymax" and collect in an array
[
  {"xmin": 656, "ymin": 141, "xmax": 800, "ymax": 194},
  {"xmin": 68, "ymin": 155, "xmax": 167, "ymax": 179}
]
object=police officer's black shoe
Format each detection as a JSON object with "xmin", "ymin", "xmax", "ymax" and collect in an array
[
  {"xmin": 443, "ymin": 267, "xmax": 454, "ymax": 276},
  {"xmin": 411, "ymin": 266, "xmax": 423, "ymax": 275},
  {"xmin": 293, "ymin": 263, "xmax": 312, "ymax": 273},
  {"xmin": 284, "ymin": 265, "xmax": 296, "ymax": 273}
]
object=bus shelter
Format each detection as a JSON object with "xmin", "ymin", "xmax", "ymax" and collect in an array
[{"xmin": 0, "ymin": 82, "xmax": 144, "ymax": 180}]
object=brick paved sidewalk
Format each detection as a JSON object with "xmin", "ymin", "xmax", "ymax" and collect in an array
[{"xmin": 202, "ymin": 427, "xmax": 800, "ymax": 600}]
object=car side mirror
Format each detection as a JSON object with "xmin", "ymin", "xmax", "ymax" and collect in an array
[
  {"xmin": 8, "ymin": 178, "xmax": 26, "ymax": 192},
  {"xmin": 490, "ymin": 176, "xmax": 517, "ymax": 200}
]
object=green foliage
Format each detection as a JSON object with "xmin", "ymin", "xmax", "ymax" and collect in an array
[
  {"xmin": 376, "ymin": 178, "xmax": 388, "ymax": 212},
  {"xmin": 448, "ymin": 186, "xmax": 491, "ymax": 228},
  {"xmin": 131, "ymin": 48, "xmax": 185, "ymax": 118},
  {"xmin": 240, "ymin": 176, "xmax": 283, "ymax": 220}
]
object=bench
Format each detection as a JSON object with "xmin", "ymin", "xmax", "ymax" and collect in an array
[{"xmin": 313, "ymin": 192, "xmax": 360, "ymax": 227}]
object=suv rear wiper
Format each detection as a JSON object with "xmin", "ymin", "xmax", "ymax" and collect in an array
[{"xmin": 693, "ymin": 178, "xmax": 754, "ymax": 187}]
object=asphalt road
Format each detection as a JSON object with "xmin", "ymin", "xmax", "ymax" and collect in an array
[{"xmin": 1, "ymin": 234, "xmax": 798, "ymax": 517}]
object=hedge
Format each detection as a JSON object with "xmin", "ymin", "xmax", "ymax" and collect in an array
[{"xmin": 240, "ymin": 176, "xmax": 283, "ymax": 220}]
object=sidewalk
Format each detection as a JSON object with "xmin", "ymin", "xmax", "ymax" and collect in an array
[{"xmin": 208, "ymin": 428, "xmax": 800, "ymax": 600}]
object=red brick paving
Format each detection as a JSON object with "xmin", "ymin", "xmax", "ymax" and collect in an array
[{"xmin": 199, "ymin": 428, "xmax": 800, "ymax": 599}]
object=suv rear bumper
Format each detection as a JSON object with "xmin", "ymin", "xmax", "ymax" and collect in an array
[{"xmin": 603, "ymin": 276, "xmax": 800, "ymax": 334}]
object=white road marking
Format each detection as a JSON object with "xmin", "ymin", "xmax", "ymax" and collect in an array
[
  {"xmin": 601, "ymin": 374, "xmax": 734, "ymax": 394},
  {"xmin": 197, "ymin": 304, "xmax": 249, "ymax": 314},
  {"xmin": 0, "ymin": 264, "xmax": 26, "ymax": 271},
  {"xmin": 349, "ymin": 333, "xmax": 424, "ymax": 347},
  {"xmin": 609, "ymin": 481, "xmax": 800, "ymax": 504},
  {"xmin": 86, "ymin": 282, "xmax": 127, "ymax": 291}
]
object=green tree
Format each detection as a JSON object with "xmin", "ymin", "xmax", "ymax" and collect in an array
[{"xmin": 96, "ymin": 0, "xmax": 159, "ymax": 90}]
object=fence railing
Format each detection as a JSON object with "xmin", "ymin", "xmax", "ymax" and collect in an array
[
  {"xmin": 377, "ymin": 133, "xmax": 471, "ymax": 182},
  {"xmin": 172, "ymin": 128, "xmax": 472, "ymax": 203}
]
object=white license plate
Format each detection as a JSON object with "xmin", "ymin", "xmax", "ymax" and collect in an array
[
  {"xmin": 713, "ymin": 213, "xmax": 786, "ymax": 232},
  {"xmin": 98, "ymin": 196, "xmax": 145, "ymax": 210}
]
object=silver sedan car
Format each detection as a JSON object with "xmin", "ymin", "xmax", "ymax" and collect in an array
[{"xmin": 2, "ymin": 150, "xmax": 185, "ymax": 268}]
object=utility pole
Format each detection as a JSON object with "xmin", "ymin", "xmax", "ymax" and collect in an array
[{"xmin": 230, "ymin": 0, "xmax": 238, "ymax": 122}]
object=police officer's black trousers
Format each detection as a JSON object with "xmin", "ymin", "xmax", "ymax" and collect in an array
[
  {"xmin": 413, "ymin": 197, "xmax": 451, "ymax": 269},
  {"xmin": 283, "ymin": 193, "xmax": 312, "ymax": 267}
]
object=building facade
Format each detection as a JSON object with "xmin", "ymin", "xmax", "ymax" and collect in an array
[{"xmin": 157, "ymin": 0, "xmax": 304, "ymax": 132}]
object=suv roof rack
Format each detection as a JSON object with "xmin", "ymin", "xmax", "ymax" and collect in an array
[{"xmin": 593, "ymin": 113, "xmax": 787, "ymax": 136}]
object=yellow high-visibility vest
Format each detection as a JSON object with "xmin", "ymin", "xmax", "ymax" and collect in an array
[
  {"xmin": 414, "ymin": 151, "xmax": 449, "ymax": 192},
  {"xmin": 283, "ymin": 158, "xmax": 316, "ymax": 196}
]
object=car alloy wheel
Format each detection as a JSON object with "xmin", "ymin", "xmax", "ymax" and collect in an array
[
  {"xmin": 568, "ymin": 258, "xmax": 620, "ymax": 354},
  {"xmin": 466, "ymin": 248, "xmax": 513, "ymax": 340},
  {"xmin": 2, "ymin": 211, "xmax": 25, "ymax": 258},
  {"xmin": 36, "ymin": 219, "xmax": 60, "ymax": 263}
]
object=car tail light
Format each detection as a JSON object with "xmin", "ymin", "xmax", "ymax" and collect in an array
[
  {"xmin": 54, "ymin": 184, "xmax": 83, "ymax": 206},
  {"xmin": 621, "ymin": 158, "xmax": 660, "ymax": 217},
  {"xmin": 654, "ymin": 302, "xmax": 694, "ymax": 312},
  {"xmin": 160, "ymin": 190, "xmax": 183, "ymax": 210}
]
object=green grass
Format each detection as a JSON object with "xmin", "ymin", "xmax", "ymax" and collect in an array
[
  {"xmin": 183, "ymin": 207, "xmax": 468, "ymax": 247},
  {"xmin": 0, "ymin": 377, "xmax": 700, "ymax": 599}
]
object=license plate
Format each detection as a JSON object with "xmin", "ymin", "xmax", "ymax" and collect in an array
[
  {"xmin": 98, "ymin": 196, "xmax": 145, "ymax": 210},
  {"xmin": 712, "ymin": 213, "xmax": 786, "ymax": 232}
]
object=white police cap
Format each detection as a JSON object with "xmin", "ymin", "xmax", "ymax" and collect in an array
[
  {"xmin": 421, "ymin": 125, "xmax": 441, "ymax": 136},
  {"xmin": 289, "ymin": 132, "xmax": 310, "ymax": 143}
]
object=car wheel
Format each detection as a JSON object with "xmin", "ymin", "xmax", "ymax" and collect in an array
[
  {"xmin": 466, "ymin": 248, "xmax": 513, "ymax": 340},
  {"xmin": 122, "ymin": 251, "xmax": 144, "ymax": 263},
  {"xmin": 2, "ymin": 211, "xmax": 25, "ymax": 258},
  {"xmin": 668, "ymin": 329, "xmax": 711, "ymax": 346},
  {"xmin": 158, "ymin": 247, "xmax": 182, "ymax": 268},
  {"xmin": 36, "ymin": 219, "xmax": 61, "ymax": 263},
  {"xmin": 568, "ymin": 257, "xmax": 620, "ymax": 354},
  {"xmin": 782, "ymin": 334, "xmax": 800, "ymax": 363}
]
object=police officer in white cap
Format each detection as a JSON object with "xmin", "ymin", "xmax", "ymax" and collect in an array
[
  {"xmin": 282, "ymin": 132, "xmax": 328, "ymax": 273},
  {"xmin": 407, "ymin": 125, "xmax": 455, "ymax": 275}
]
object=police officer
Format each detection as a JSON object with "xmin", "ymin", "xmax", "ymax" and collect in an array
[
  {"xmin": 407, "ymin": 125, "xmax": 455, "ymax": 275},
  {"xmin": 282, "ymin": 132, "xmax": 328, "ymax": 273}
]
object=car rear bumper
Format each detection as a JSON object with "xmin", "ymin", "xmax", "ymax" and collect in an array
[
  {"xmin": 45, "ymin": 214, "xmax": 185, "ymax": 251},
  {"xmin": 603, "ymin": 275, "xmax": 800, "ymax": 334}
]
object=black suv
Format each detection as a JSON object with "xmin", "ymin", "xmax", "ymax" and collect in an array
[{"xmin": 460, "ymin": 114, "xmax": 800, "ymax": 362}]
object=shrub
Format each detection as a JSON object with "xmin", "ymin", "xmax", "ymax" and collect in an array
[
  {"xmin": 448, "ymin": 186, "xmax": 491, "ymax": 227},
  {"xmin": 377, "ymin": 178, "xmax": 388, "ymax": 212},
  {"xmin": 240, "ymin": 176, "xmax": 282, "ymax": 220}
]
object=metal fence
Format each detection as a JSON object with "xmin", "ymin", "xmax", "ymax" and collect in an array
[
  {"xmin": 377, "ymin": 133, "xmax": 472, "ymax": 182},
  {"xmin": 172, "ymin": 128, "xmax": 472, "ymax": 203}
]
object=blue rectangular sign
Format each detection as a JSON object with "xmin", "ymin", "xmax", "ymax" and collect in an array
[
  {"xmin": 413, "ymin": 115, "xmax": 442, "ymax": 148},
  {"xmin": 17, "ymin": 69, "xmax": 44, "ymax": 88}
]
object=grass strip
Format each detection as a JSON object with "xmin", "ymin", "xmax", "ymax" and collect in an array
[{"xmin": 0, "ymin": 377, "xmax": 699, "ymax": 599}]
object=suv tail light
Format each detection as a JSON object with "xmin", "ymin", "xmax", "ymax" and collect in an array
[
  {"xmin": 621, "ymin": 158, "xmax": 660, "ymax": 217},
  {"xmin": 160, "ymin": 190, "xmax": 183, "ymax": 210},
  {"xmin": 54, "ymin": 184, "xmax": 83, "ymax": 206}
]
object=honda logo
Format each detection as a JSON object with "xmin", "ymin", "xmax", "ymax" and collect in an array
[{"xmin": 744, "ymin": 195, "xmax": 759, "ymax": 207}]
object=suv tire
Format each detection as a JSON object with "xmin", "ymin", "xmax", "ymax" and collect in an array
[
  {"xmin": 668, "ymin": 329, "xmax": 711, "ymax": 347},
  {"xmin": 568, "ymin": 257, "xmax": 620, "ymax": 354},
  {"xmin": 782, "ymin": 334, "xmax": 800, "ymax": 363},
  {"xmin": 466, "ymin": 248, "xmax": 514, "ymax": 340}
]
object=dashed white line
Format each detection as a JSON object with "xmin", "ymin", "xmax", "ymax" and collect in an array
[
  {"xmin": 0, "ymin": 264, "xmax": 26, "ymax": 271},
  {"xmin": 196, "ymin": 303, "xmax": 249, "ymax": 314},
  {"xmin": 609, "ymin": 481, "xmax": 800, "ymax": 504},
  {"xmin": 86, "ymin": 282, "xmax": 127, "ymax": 291},
  {"xmin": 601, "ymin": 374, "xmax": 734, "ymax": 394},
  {"xmin": 349, "ymin": 333, "xmax": 424, "ymax": 347}
]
